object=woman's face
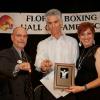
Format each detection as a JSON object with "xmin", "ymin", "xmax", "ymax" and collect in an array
[{"xmin": 79, "ymin": 28, "xmax": 94, "ymax": 48}]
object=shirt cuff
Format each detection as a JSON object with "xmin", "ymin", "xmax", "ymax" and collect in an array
[{"xmin": 13, "ymin": 64, "xmax": 20, "ymax": 77}]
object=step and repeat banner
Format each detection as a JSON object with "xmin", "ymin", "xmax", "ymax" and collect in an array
[{"xmin": 0, "ymin": 12, "xmax": 100, "ymax": 34}]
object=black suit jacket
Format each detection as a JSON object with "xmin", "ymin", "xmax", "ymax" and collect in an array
[{"xmin": 0, "ymin": 47, "xmax": 33, "ymax": 100}]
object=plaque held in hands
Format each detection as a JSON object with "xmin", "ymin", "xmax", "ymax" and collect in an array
[{"xmin": 54, "ymin": 63, "xmax": 75, "ymax": 89}]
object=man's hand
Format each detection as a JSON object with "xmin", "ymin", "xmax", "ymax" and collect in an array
[
  {"xmin": 19, "ymin": 62, "xmax": 31, "ymax": 73},
  {"xmin": 41, "ymin": 59, "xmax": 52, "ymax": 73}
]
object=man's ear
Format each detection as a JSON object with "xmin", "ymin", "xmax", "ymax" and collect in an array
[
  {"xmin": 45, "ymin": 25, "xmax": 50, "ymax": 31},
  {"xmin": 60, "ymin": 21, "xmax": 63, "ymax": 28},
  {"xmin": 11, "ymin": 34, "xmax": 13, "ymax": 41}
]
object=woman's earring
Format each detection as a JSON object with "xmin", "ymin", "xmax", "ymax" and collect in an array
[
  {"xmin": 79, "ymin": 42, "xmax": 82, "ymax": 47},
  {"xmin": 93, "ymin": 40, "xmax": 95, "ymax": 45}
]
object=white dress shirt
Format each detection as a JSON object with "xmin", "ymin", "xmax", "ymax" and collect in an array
[{"xmin": 35, "ymin": 34, "xmax": 79, "ymax": 72}]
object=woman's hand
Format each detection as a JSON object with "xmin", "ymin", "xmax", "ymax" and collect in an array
[{"xmin": 65, "ymin": 85, "xmax": 85, "ymax": 93}]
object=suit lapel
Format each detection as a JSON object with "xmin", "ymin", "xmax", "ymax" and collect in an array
[{"xmin": 10, "ymin": 47, "xmax": 21, "ymax": 61}]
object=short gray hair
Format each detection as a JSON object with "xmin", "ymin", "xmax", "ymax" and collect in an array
[{"xmin": 45, "ymin": 9, "xmax": 62, "ymax": 20}]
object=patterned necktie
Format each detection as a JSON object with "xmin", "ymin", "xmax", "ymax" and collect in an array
[
  {"xmin": 21, "ymin": 50, "xmax": 27, "ymax": 62},
  {"xmin": 21, "ymin": 51, "xmax": 33, "ymax": 99}
]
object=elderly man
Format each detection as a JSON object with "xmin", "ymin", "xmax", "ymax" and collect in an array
[{"xmin": 0, "ymin": 27, "xmax": 33, "ymax": 100}]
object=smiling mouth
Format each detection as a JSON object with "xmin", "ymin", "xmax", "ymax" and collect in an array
[{"xmin": 84, "ymin": 40, "xmax": 90, "ymax": 42}]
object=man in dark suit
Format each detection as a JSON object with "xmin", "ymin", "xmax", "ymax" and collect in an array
[{"xmin": 0, "ymin": 27, "xmax": 33, "ymax": 100}]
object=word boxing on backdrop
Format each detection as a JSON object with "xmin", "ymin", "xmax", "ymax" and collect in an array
[{"xmin": 0, "ymin": 12, "xmax": 100, "ymax": 34}]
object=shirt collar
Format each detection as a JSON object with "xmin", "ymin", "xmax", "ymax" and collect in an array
[
  {"xmin": 13, "ymin": 46, "xmax": 24, "ymax": 58},
  {"xmin": 49, "ymin": 34, "xmax": 66, "ymax": 41}
]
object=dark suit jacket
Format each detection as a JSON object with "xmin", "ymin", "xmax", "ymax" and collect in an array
[{"xmin": 0, "ymin": 47, "xmax": 33, "ymax": 100}]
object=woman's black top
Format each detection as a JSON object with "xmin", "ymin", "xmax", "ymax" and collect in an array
[{"xmin": 75, "ymin": 45, "xmax": 100, "ymax": 100}]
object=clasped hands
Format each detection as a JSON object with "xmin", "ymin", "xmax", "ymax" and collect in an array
[
  {"xmin": 41, "ymin": 59, "xmax": 53, "ymax": 73},
  {"xmin": 18, "ymin": 62, "xmax": 31, "ymax": 73}
]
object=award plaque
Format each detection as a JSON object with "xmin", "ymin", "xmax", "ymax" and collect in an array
[{"xmin": 54, "ymin": 63, "xmax": 75, "ymax": 89}]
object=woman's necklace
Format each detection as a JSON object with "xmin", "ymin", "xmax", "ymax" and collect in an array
[{"xmin": 77, "ymin": 46, "xmax": 95, "ymax": 70}]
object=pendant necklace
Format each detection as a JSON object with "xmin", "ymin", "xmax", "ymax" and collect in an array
[{"xmin": 77, "ymin": 46, "xmax": 95, "ymax": 70}]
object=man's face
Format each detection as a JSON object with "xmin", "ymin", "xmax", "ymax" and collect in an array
[
  {"xmin": 11, "ymin": 27, "xmax": 28, "ymax": 50},
  {"xmin": 47, "ymin": 15, "xmax": 62, "ymax": 36}
]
